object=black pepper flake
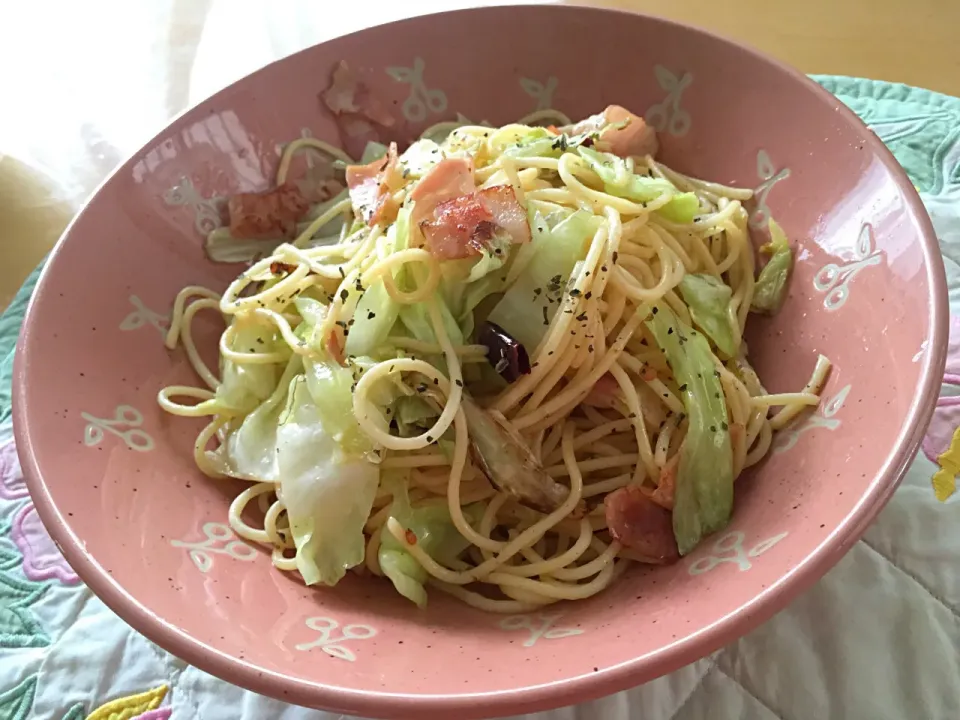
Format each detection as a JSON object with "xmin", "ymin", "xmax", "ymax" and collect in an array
[
  {"xmin": 588, "ymin": 344, "xmax": 594, "ymax": 352},
  {"xmin": 584, "ymin": 291, "xmax": 592, "ymax": 300},
  {"xmin": 256, "ymin": 338, "xmax": 264, "ymax": 345},
  {"xmin": 533, "ymin": 288, "xmax": 542, "ymax": 297},
  {"xmin": 679, "ymin": 384, "xmax": 688, "ymax": 392},
  {"xmin": 721, "ymin": 421, "xmax": 729, "ymax": 431},
  {"xmin": 714, "ymin": 392, "xmax": 720, "ymax": 399},
  {"xmin": 368, "ymin": 311, "xmax": 376, "ymax": 319},
  {"xmin": 576, "ymin": 312, "xmax": 588, "ymax": 322},
  {"xmin": 601, "ymin": 264, "xmax": 608, "ymax": 272},
  {"xmin": 417, "ymin": 383, "xmax": 427, "ymax": 393},
  {"xmin": 542, "ymin": 307, "xmax": 550, "ymax": 326},
  {"xmin": 340, "ymin": 289, "xmax": 349, "ymax": 302},
  {"xmin": 338, "ymin": 266, "xmax": 346, "ymax": 278},
  {"xmin": 547, "ymin": 351, "xmax": 554, "ymax": 356},
  {"xmin": 710, "ymin": 425, "xmax": 717, "ymax": 432},
  {"xmin": 612, "ymin": 252, "xmax": 619, "ymax": 264},
  {"xmin": 426, "ymin": 435, "xmax": 434, "ymax": 443},
  {"xmin": 652, "ymin": 307, "xmax": 659, "ymax": 315},
  {"xmin": 569, "ymin": 288, "xmax": 582, "ymax": 297},
  {"xmin": 335, "ymin": 320, "xmax": 347, "ymax": 329},
  {"xmin": 667, "ymin": 327, "xmax": 674, "ymax": 335},
  {"xmin": 433, "ymin": 378, "xmax": 439, "ymax": 385},
  {"xmin": 455, "ymin": 379, "xmax": 463, "ymax": 387}
]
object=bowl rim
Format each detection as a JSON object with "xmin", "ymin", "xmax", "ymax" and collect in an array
[{"xmin": 12, "ymin": 4, "xmax": 949, "ymax": 718}]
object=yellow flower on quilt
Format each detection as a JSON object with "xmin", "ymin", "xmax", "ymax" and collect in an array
[{"xmin": 84, "ymin": 684, "xmax": 169, "ymax": 720}]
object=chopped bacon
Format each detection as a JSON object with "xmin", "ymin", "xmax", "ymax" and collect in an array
[
  {"xmin": 421, "ymin": 194, "xmax": 493, "ymax": 259},
  {"xmin": 410, "ymin": 158, "xmax": 476, "ymax": 209},
  {"xmin": 583, "ymin": 373, "xmax": 620, "ymax": 410},
  {"xmin": 345, "ymin": 142, "xmax": 400, "ymax": 225},
  {"xmin": 566, "ymin": 105, "xmax": 659, "ymax": 159},
  {"xmin": 478, "ymin": 186, "xmax": 531, "ymax": 244},
  {"xmin": 419, "ymin": 184, "xmax": 530, "ymax": 260},
  {"xmin": 599, "ymin": 105, "xmax": 659, "ymax": 158},
  {"xmin": 321, "ymin": 61, "xmax": 396, "ymax": 161},
  {"xmin": 227, "ymin": 183, "xmax": 310, "ymax": 240},
  {"xmin": 604, "ymin": 485, "xmax": 679, "ymax": 564}
]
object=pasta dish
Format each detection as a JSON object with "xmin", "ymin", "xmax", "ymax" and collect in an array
[{"xmin": 158, "ymin": 72, "xmax": 828, "ymax": 612}]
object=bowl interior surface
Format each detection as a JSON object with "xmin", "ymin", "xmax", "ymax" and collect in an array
[{"xmin": 13, "ymin": 5, "xmax": 945, "ymax": 719}]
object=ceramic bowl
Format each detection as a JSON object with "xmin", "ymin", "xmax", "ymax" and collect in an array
[{"xmin": 13, "ymin": 5, "xmax": 947, "ymax": 719}]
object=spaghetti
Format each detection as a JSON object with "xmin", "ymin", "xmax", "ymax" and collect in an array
[{"xmin": 158, "ymin": 104, "xmax": 828, "ymax": 612}]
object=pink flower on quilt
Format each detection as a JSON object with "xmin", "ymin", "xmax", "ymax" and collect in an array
[
  {"xmin": 921, "ymin": 314, "xmax": 960, "ymax": 463},
  {"xmin": 133, "ymin": 708, "xmax": 172, "ymax": 720},
  {"xmin": 11, "ymin": 502, "xmax": 80, "ymax": 585},
  {"xmin": 0, "ymin": 439, "xmax": 28, "ymax": 500},
  {"xmin": 0, "ymin": 439, "xmax": 80, "ymax": 584}
]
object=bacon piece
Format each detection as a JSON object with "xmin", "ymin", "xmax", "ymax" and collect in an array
[
  {"xmin": 599, "ymin": 105, "xmax": 659, "ymax": 158},
  {"xmin": 566, "ymin": 105, "xmax": 659, "ymax": 159},
  {"xmin": 418, "ymin": 183, "xmax": 530, "ymax": 260},
  {"xmin": 421, "ymin": 194, "xmax": 493, "ymax": 260},
  {"xmin": 227, "ymin": 183, "xmax": 310, "ymax": 240},
  {"xmin": 478, "ymin": 186, "xmax": 531, "ymax": 244},
  {"xmin": 410, "ymin": 158, "xmax": 476, "ymax": 209},
  {"xmin": 345, "ymin": 142, "xmax": 400, "ymax": 225},
  {"xmin": 583, "ymin": 373, "xmax": 620, "ymax": 410},
  {"xmin": 604, "ymin": 485, "xmax": 679, "ymax": 564}
]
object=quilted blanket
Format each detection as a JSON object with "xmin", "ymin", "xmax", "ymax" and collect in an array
[{"xmin": 0, "ymin": 70, "xmax": 958, "ymax": 719}]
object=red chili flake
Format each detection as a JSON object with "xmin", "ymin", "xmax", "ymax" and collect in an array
[
  {"xmin": 404, "ymin": 529, "xmax": 418, "ymax": 545},
  {"xmin": 270, "ymin": 261, "xmax": 297, "ymax": 275}
]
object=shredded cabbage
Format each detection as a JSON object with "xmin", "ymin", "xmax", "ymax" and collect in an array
[
  {"xmin": 678, "ymin": 274, "xmax": 738, "ymax": 358},
  {"xmin": 378, "ymin": 475, "xmax": 480, "ymax": 607},
  {"xmin": 577, "ymin": 147, "xmax": 699, "ymax": 223},
  {"xmin": 488, "ymin": 209, "xmax": 600, "ymax": 350},
  {"xmin": 346, "ymin": 209, "xmax": 411, "ymax": 356},
  {"xmin": 215, "ymin": 319, "xmax": 288, "ymax": 414},
  {"xmin": 647, "ymin": 304, "xmax": 733, "ymax": 555},
  {"xmin": 277, "ymin": 378, "xmax": 380, "ymax": 586},
  {"xmin": 751, "ymin": 219, "xmax": 793, "ymax": 315}
]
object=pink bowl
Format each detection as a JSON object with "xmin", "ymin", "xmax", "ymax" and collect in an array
[{"xmin": 13, "ymin": 5, "xmax": 948, "ymax": 719}]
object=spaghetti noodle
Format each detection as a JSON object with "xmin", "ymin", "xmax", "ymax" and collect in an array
[{"xmin": 158, "ymin": 104, "xmax": 828, "ymax": 612}]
